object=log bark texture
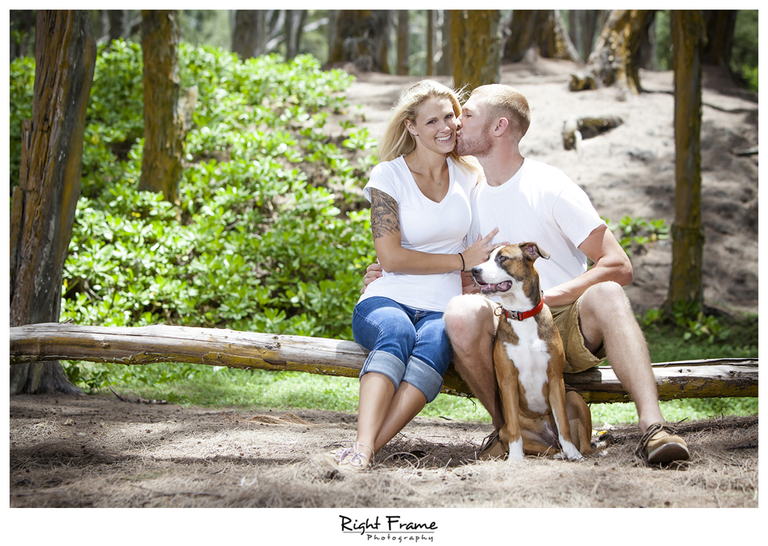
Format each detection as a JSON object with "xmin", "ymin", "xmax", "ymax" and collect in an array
[{"xmin": 10, "ymin": 323, "xmax": 757, "ymax": 403}]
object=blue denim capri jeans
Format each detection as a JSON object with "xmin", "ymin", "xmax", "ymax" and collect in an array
[{"xmin": 352, "ymin": 296, "xmax": 453, "ymax": 403}]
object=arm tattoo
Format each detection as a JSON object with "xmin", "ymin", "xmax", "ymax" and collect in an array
[{"xmin": 370, "ymin": 188, "xmax": 400, "ymax": 240}]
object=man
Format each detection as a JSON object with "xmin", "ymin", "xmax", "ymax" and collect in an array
[{"xmin": 366, "ymin": 84, "xmax": 689, "ymax": 465}]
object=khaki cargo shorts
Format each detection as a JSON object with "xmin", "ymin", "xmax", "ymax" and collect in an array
[{"xmin": 549, "ymin": 295, "xmax": 607, "ymax": 373}]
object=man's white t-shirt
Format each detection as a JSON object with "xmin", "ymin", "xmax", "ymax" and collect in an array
[
  {"xmin": 467, "ymin": 158, "xmax": 605, "ymax": 293},
  {"xmin": 359, "ymin": 155, "xmax": 479, "ymax": 312}
]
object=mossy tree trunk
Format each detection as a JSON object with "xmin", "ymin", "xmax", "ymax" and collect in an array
[
  {"xmin": 586, "ymin": 10, "xmax": 655, "ymax": 94},
  {"xmin": 138, "ymin": 10, "xmax": 184, "ymax": 206},
  {"xmin": 450, "ymin": 10, "xmax": 501, "ymax": 92},
  {"xmin": 504, "ymin": 10, "xmax": 580, "ymax": 63},
  {"xmin": 666, "ymin": 10, "xmax": 706, "ymax": 308},
  {"xmin": 9, "ymin": 10, "xmax": 96, "ymax": 395}
]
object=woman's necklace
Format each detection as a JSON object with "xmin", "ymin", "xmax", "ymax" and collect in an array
[{"xmin": 407, "ymin": 161, "xmax": 448, "ymax": 187}]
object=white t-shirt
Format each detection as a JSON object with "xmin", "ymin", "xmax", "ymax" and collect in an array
[
  {"xmin": 467, "ymin": 158, "xmax": 605, "ymax": 293},
  {"xmin": 359, "ymin": 155, "xmax": 479, "ymax": 312}
]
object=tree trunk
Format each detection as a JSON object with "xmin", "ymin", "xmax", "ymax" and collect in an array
[
  {"xmin": 569, "ymin": 9, "xmax": 600, "ymax": 62},
  {"xmin": 637, "ymin": 16, "xmax": 658, "ymax": 70},
  {"xmin": 283, "ymin": 10, "xmax": 306, "ymax": 60},
  {"xmin": 702, "ymin": 10, "xmax": 736, "ymax": 78},
  {"xmin": 396, "ymin": 10, "xmax": 409, "ymax": 76},
  {"xmin": 426, "ymin": 10, "xmax": 436, "ymax": 76},
  {"xmin": 504, "ymin": 10, "xmax": 580, "ymax": 63},
  {"xmin": 232, "ymin": 10, "xmax": 266, "ymax": 60},
  {"xmin": 285, "ymin": 10, "xmax": 296, "ymax": 60},
  {"xmin": 9, "ymin": 10, "xmax": 96, "ymax": 395},
  {"xmin": 327, "ymin": 10, "xmax": 391, "ymax": 73},
  {"xmin": 107, "ymin": 9, "xmax": 130, "ymax": 42},
  {"xmin": 585, "ymin": 10, "xmax": 655, "ymax": 94},
  {"xmin": 327, "ymin": 10, "xmax": 338, "ymax": 63},
  {"xmin": 138, "ymin": 10, "xmax": 183, "ymax": 206},
  {"xmin": 450, "ymin": 10, "xmax": 501, "ymax": 92},
  {"xmin": 666, "ymin": 10, "xmax": 706, "ymax": 308}
]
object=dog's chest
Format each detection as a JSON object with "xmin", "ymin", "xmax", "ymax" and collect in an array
[{"xmin": 501, "ymin": 318, "xmax": 550, "ymax": 414}]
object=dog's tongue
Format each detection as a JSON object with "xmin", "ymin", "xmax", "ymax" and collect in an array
[{"xmin": 480, "ymin": 281, "xmax": 512, "ymax": 294}]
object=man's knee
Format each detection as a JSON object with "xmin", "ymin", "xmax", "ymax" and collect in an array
[
  {"xmin": 445, "ymin": 295, "xmax": 486, "ymax": 334},
  {"xmin": 444, "ymin": 295, "xmax": 495, "ymax": 353},
  {"xmin": 582, "ymin": 281, "xmax": 633, "ymax": 318}
]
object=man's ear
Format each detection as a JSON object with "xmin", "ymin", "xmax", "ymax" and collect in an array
[{"xmin": 494, "ymin": 117, "xmax": 510, "ymax": 137}]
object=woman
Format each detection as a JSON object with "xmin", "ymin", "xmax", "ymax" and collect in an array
[{"xmin": 328, "ymin": 80, "xmax": 498, "ymax": 470}]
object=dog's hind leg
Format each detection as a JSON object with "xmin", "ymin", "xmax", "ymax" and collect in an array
[
  {"xmin": 566, "ymin": 391, "xmax": 593, "ymax": 455},
  {"xmin": 520, "ymin": 417, "xmax": 560, "ymax": 457},
  {"xmin": 548, "ymin": 378, "xmax": 582, "ymax": 460}
]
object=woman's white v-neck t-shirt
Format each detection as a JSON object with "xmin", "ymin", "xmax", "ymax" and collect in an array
[{"xmin": 359, "ymin": 155, "xmax": 478, "ymax": 312}]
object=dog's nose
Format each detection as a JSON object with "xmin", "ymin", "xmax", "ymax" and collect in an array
[{"xmin": 471, "ymin": 266, "xmax": 481, "ymax": 276}]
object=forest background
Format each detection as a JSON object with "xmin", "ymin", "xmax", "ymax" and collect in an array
[{"xmin": 8, "ymin": 9, "xmax": 759, "ymax": 424}]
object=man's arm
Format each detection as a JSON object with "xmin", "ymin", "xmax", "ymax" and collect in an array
[{"xmin": 543, "ymin": 224, "xmax": 632, "ymax": 308}]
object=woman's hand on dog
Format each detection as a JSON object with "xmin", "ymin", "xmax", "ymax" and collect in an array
[{"xmin": 461, "ymin": 228, "xmax": 503, "ymax": 271}]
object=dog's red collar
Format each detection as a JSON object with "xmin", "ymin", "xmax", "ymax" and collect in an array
[{"xmin": 497, "ymin": 299, "xmax": 544, "ymax": 321}]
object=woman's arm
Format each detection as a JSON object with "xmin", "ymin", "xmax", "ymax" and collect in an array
[{"xmin": 370, "ymin": 188, "xmax": 498, "ymax": 275}]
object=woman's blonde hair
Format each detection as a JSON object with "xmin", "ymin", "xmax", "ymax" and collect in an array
[{"xmin": 377, "ymin": 80, "xmax": 479, "ymax": 174}]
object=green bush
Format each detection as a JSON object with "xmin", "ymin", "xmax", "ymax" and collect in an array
[{"xmin": 8, "ymin": 41, "xmax": 375, "ymax": 390}]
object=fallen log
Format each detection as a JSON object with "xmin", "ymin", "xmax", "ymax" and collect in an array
[{"xmin": 10, "ymin": 322, "xmax": 758, "ymax": 403}]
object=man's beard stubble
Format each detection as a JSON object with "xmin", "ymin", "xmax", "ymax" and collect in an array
[{"xmin": 455, "ymin": 121, "xmax": 493, "ymax": 158}]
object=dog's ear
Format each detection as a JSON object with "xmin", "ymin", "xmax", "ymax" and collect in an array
[{"xmin": 519, "ymin": 242, "xmax": 550, "ymax": 261}]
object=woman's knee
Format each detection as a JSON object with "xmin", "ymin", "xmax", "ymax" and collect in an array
[
  {"xmin": 409, "ymin": 316, "xmax": 452, "ymax": 373},
  {"xmin": 354, "ymin": 301, "xmax": 417, "ymax": 356}
]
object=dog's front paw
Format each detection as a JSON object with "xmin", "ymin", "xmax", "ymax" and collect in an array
[
  {"xmin": 561, "ymin": 441, "xmax": 583, "ymax": 461},
  {"xmin": 506, "ymin": 438, "xmax": 525, "ymax": 462}
]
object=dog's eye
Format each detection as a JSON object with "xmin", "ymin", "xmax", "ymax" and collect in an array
[{"xmin": 497, "ymin": 255, "xmax": 507, "ymax": 263}]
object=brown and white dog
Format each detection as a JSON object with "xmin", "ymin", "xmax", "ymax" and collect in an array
[{"xmin": 471, "ymin": 243, "xmax": 592, "ymax": 462}]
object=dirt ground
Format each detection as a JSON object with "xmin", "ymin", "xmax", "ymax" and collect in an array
[
  {"xmin": 7, "ymin": 394, "xmax": 759, "ymax": 510},
  {"xmin": 8, "ymin": 58, "xmax": 759, "ymax": 521}
]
